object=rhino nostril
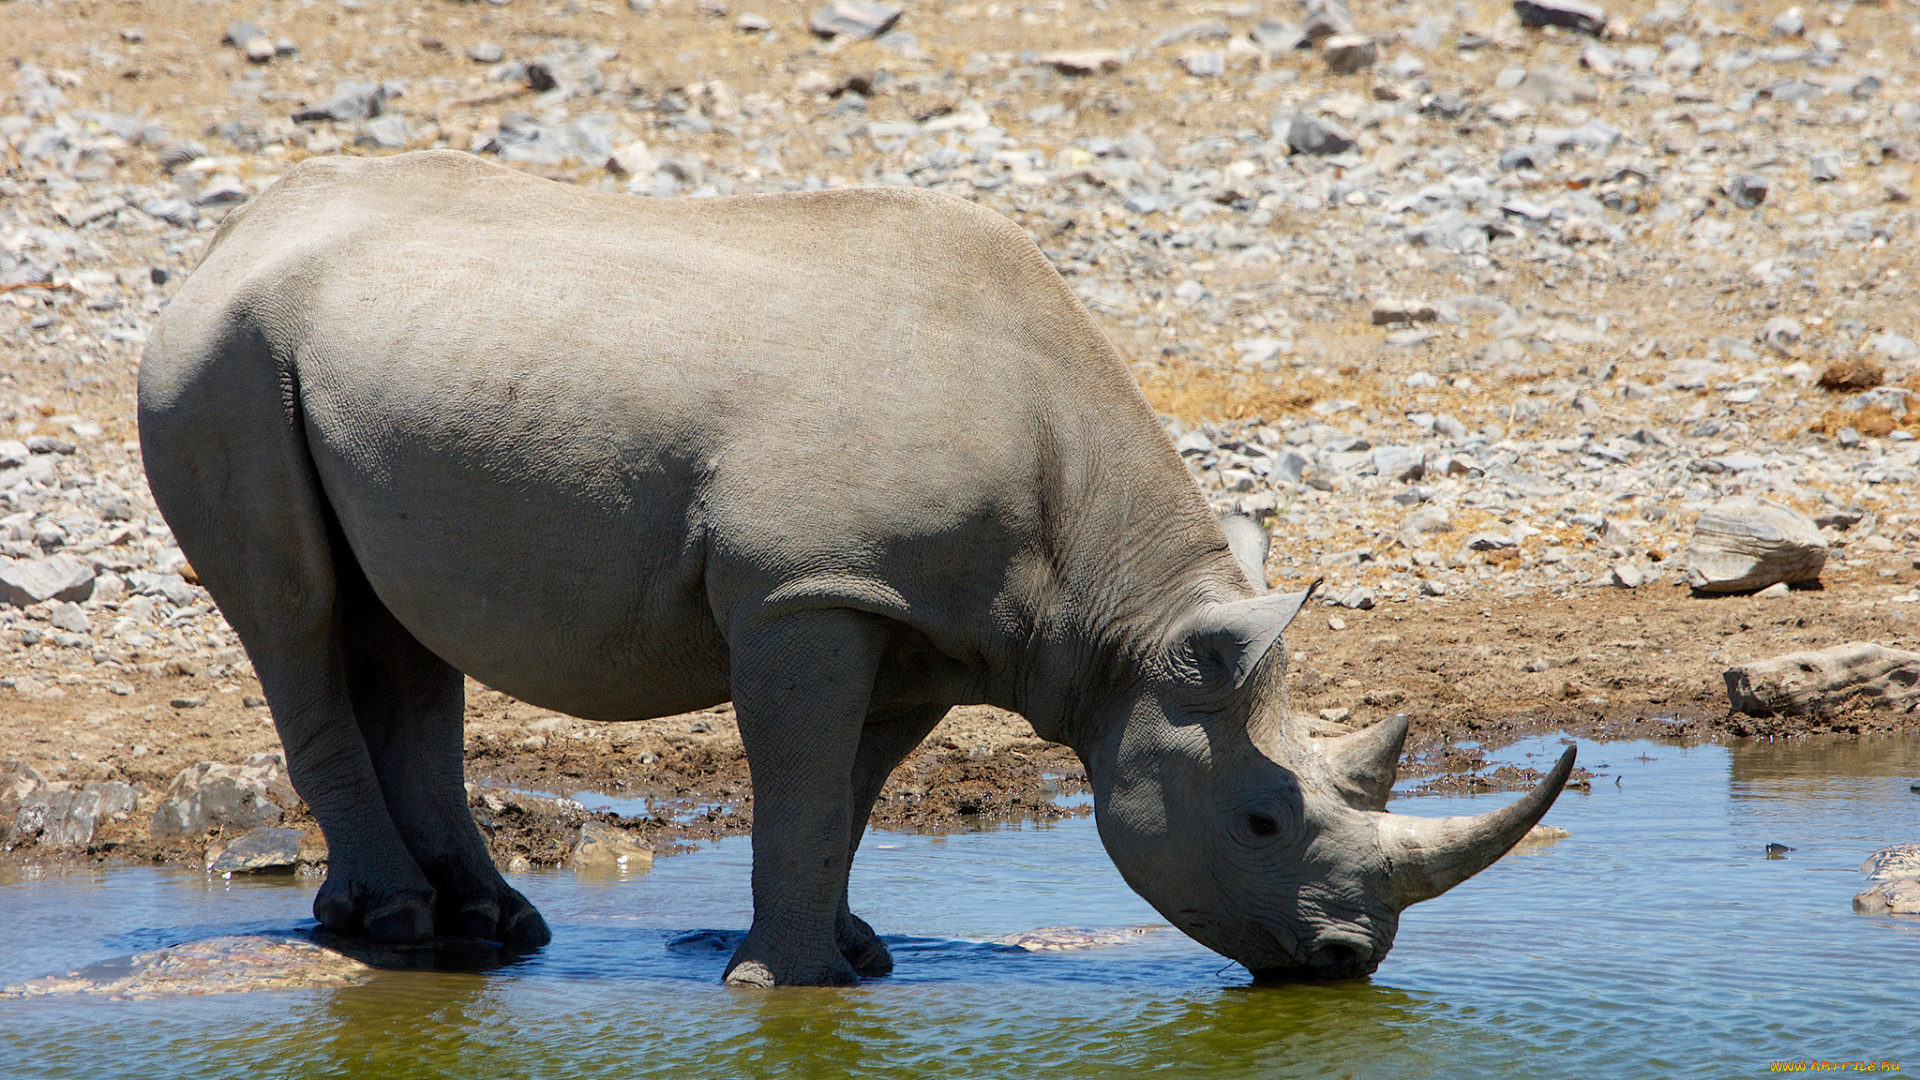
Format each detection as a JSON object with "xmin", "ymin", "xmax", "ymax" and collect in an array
[{"xmin": 1309, "ymin": 938, "xmax": 1373, "ymax": 972}]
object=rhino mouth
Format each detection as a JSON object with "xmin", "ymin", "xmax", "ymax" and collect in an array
[{"xmin": 1247, "ymin": 938, "xmax": 1381, "ymax": 983}]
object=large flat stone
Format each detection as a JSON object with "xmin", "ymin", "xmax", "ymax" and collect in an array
[
  {"xmin": 807, "ymin": 0, "xmax": 900, "ymax": 40},
  {"xmin": 0, "ymin": 555, "xmax": 96, "ymax": 607},
  {"xmin": 1726, "ymin": 643, "xmax": 1920, "ymax": 718},
  {"xmin": 151, "ymin": 762, "xmax": 285, "ymax": 838},
  {"xmin": 207, "ymin": 826, "xmax": 309, "ymax": 873},
  {"xmin": 1683, "ymin": 497, "xmax": 1826, "ymax": 593},
  {"xmin": 5, "ymin": 781, "xmax": 136, "ymax": 848},
  {"xmin": 0, "ymin": 936, "xmax": 373, "ymax": 999}
]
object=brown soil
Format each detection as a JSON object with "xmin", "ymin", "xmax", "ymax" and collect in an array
[{"xmin": 5, "ymin": 572, "xmax": 1916, "ymax": 870}]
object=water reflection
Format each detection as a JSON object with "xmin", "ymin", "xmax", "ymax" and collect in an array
[
  {"xmin": 4, "ymin": 735, "xmax": 1919, "ymax": 1080},
  {"xmin": 304, "ymin": 929, "xmax": 540, "ymax": 974},
  {"xmin": 1729, "ymin": 733, "xmax": 1920, "ymax": 782}
]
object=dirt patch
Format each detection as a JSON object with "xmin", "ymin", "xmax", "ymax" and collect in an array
[{"xmin": 5, "ymin": 575, "xmax": 1918, "ymax": 873}]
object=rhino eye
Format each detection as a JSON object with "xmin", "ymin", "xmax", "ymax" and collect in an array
[{"xmin": 1245, "ymin": 812, "xmax": 1279, "ymax": 838}]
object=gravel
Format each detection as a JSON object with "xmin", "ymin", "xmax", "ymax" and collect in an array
[{"xmin": 1, "ymin": 0, "xmax": 1918, "ymax": 706}]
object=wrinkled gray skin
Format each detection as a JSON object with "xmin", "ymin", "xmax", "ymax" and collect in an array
[{"xmin": 139, "ymin": 152, "xmax": 1572, "ymax": 986}]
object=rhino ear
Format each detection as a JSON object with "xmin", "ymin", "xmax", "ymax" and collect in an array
[
  {"xmin": 1217, "ymin": 511, "xmax": 1271, "ymax": 594},
  {"xmin": 1177, "ymin": 579, "xmax": 1321, "ymax": 691}
]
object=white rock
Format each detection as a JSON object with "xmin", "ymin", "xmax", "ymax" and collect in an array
[
  {"xmin": 606, "ymin": 141, "xmax": 656, "ymax": 178},
  {"xmin": 1041, "ymin": 50, "xmax": 1127, "ymax": 75},
  {"xmin": 1371, "ymin": 298, "xmax": 1437, "ymax": 325},
  {"xmin": 1373, "ymin": 445, "xmax": 1426, "ymax": 481},
  {"xmin": 1322, "ymin": 35, "xmax": 1377, "ymax": 74},
  {"xmin": 0, "ymin": 555, "xmax": 96, "ymax": 607},
  {"xmin": 1683, "ymin": 497, "xmax": 1826, "ymax": 593},
  {"xmin": 150, "ymin": 762, "xmax": 286, "ymax": 838},
  {"xmin": 1725, "ymin": 642, "xmax": 1919, "ymax": 717},
  {"xmin": 47, "ymin": 601, "xmax": 89, "ymax": 634}
]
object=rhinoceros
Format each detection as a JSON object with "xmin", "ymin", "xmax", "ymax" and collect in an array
[{"xmin": 139, "ymin": 151, "xmax": 1572, "ymax": 986}]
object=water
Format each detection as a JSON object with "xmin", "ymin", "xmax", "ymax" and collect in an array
[{"xmin": 3, "ymin": 735, "xmax": 1917, "ymax": 1080}]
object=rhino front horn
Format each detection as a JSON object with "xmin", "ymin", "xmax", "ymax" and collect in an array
[{"xmin": 1375, "ymin": 745, "xmax": 1576, "ymax": 910}]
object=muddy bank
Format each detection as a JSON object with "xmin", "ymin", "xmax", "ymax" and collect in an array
[
  {"xmin": 5, "ymin": 578, "xmax": 1919, "ymax": 875},
  {"xmin": 0, "ymin": 698, "xmax": 1093, "ymax": 872}
]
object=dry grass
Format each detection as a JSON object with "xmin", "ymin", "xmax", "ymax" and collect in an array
[{"xmin": 1138, "ymin": 365, "xmax": 1340, "ymax": 424}]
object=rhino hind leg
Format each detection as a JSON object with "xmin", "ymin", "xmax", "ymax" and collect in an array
[
  {"xmin": 336, "ymin": 554, "xmax": 550, "ymax": 947},
  {"xmin": 835, "ymin": 703, "xmax": 949, "ymax": 977},
  {"xmin": 138, "ymin": 322, "xmax": 436, "ymax": 944}
]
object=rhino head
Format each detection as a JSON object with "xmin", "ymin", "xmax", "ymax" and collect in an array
[{"xmin": 1087, "ymin": 581, "xmax": 1573, "ymax": 981}]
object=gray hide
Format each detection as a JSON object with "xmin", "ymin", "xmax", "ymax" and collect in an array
[{"xmin": 139, "ymin": 151, "xmax": 1573, "ymax": 986}]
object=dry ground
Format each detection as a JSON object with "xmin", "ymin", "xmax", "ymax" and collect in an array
[{"xmin": 4, "ymin": 0, "xmax": 1920, "ymax": 869}]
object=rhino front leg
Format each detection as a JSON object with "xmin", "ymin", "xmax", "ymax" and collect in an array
[
  {"xmin": 722, "ymin": 608, "xmax": 889, "ymax": 987},
  {"xmin": 339, "ymin": 559, "xmax": 549, "ymax": 947},
  {"xmin": 835, "ymin": 704, "xmax": 949, "ymax": 977}
]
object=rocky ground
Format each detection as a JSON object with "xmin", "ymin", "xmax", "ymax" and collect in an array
[{"xmin": 3, "ymin": 0, "xmax": 1920, "ymax": 872}]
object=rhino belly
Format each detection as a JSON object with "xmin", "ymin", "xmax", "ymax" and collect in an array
[{"xmin": 309, "ymin": 429, "xmax": 733, "ymax": 722}]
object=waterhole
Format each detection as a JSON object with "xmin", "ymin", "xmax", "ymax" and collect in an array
[{"xmin": 2, "ymin": 734, "xmax": 1916, "ymax": 1079}]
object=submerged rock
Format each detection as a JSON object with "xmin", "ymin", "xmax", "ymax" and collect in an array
[
  {"xmin": 1854, "ymin": 878, "xmax": 1920, "ymax": 916},
  {"xmin": 570, "ymin": 819, "xmax": 653, "ymax": 872},
  {"xmin": 1515, "ymin": 823, "xmax": 1571, "ymax": 846},
  {"xmin": 0, "ymin": 936, "xmax": 373, "ymax": 999},
  {"xmin": 994, "ymin": 925, "xmax": 1166, "ymax": 951}
]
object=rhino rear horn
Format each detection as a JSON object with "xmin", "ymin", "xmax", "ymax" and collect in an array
[{"xmin": 1320, "ymin": 713, "xmax": 1409, "ymax": 812}]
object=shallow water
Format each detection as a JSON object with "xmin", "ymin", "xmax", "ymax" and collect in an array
[{"xmin": 3, "ymin": 735, "xmax": 1917, "ymax": 1080}]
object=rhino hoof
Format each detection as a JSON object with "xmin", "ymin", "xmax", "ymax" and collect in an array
[
  {"xmin": 314, "ymin": 874, "xmax": 435, "ymax": 943},
  {"xmin": 500, "ymin": 898, "xmax": 553, "ymax": 947},
  {"xmin": 842, "ymin": 935, "xmax": 894, "ymax": 978},
  {"xmin": 364, "ymin": 898, "xmax": 437, "ymax": 944},
  {"xmin": 441, "ymin": 887, "xmax": 550, "ymax": 947}
]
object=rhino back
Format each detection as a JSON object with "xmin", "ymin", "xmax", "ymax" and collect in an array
[{"xmin": 144, "ymin": 151, "xmax": 1224, "ymax": 723}]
